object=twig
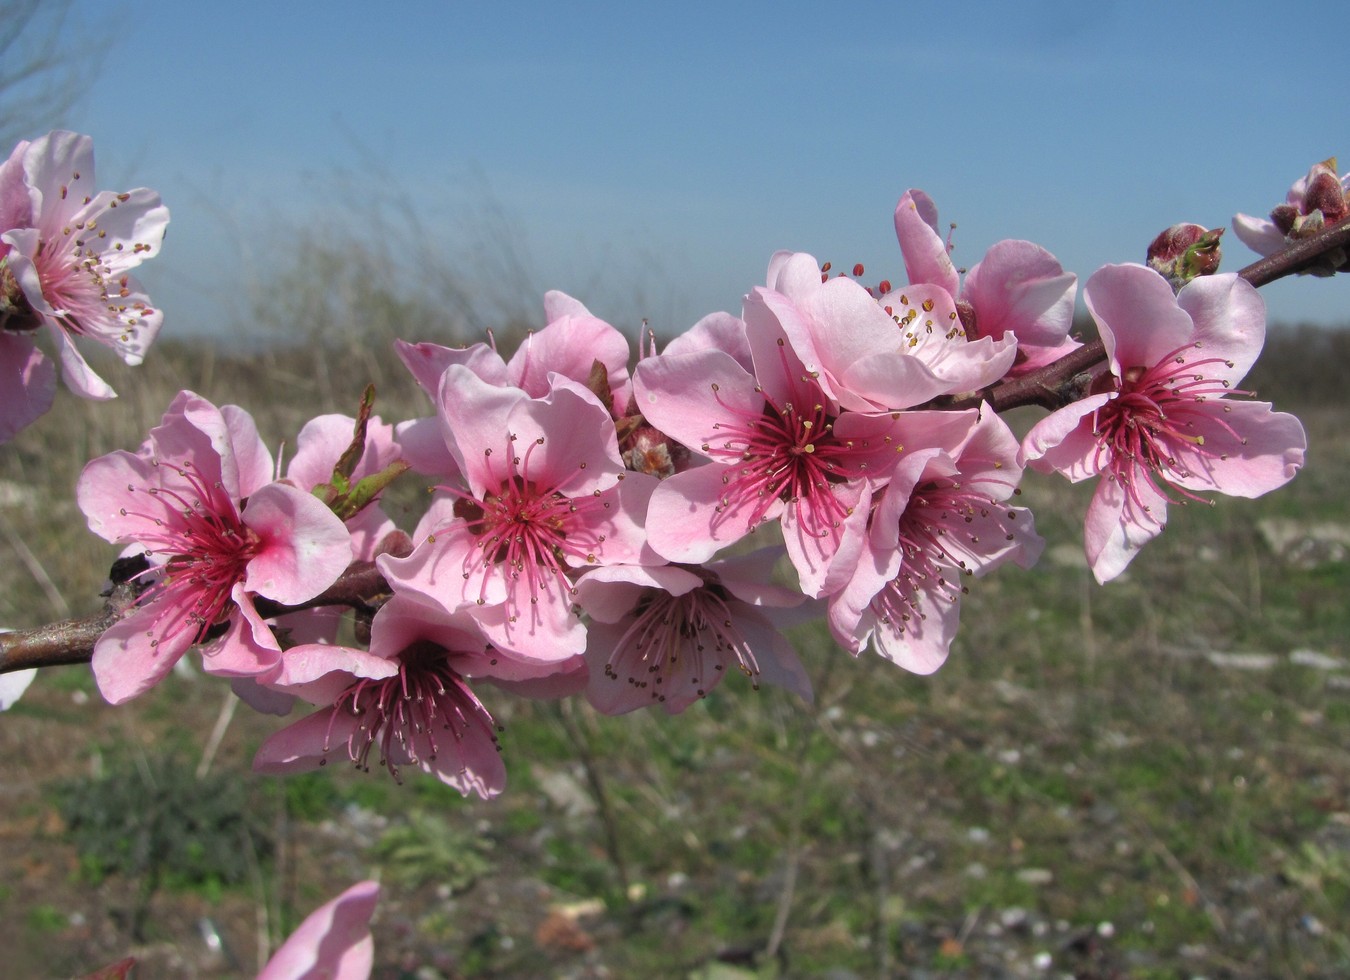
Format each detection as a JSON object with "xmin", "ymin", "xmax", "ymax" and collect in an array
[
  {"xmin": 0, "ymin": 514, "xmax": 70, "ymax": 617},
  {"xmin": 553, "ymin": 700, "xmax": 633, "ymax": 912},
  {"xmin": 944, "ymin": 216, "xmax": 1350, "ymax": 415},
  {"xmin": 764, "ymin": 804, "xmax": 802, "ymax": 963},
  {"xmin": 196, "ymin": 687, "xmax": 240, "ymax": 780},
  {"xmin": 0, "ymin": 557, "xmax": 396, "ymax": 676}
]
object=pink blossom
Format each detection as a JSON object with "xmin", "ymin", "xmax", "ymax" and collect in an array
[
  {"xmin": 828, "ymin": 409, "xmax": 1042, "ymax": 673},
  {"xmin": 1022, "ymin": 265, "xmax": 1307, "ymax": 582},
  {"xmin": 760, "ymin": 251, "xmax": 1015, "ymax": 412},
  {"xmin": 894, "ymin": 189, "xmax": 1078, "ymax": 375},
  {"xmin": 379, "ymin": 366, "xmax": 654, "ymax": 662},
  {"xmin": 392, "ymin": 292, "xmax": 635, "ymax": 492},
  {"xmin": 574, "ymin": 549, "xmax": 815, "ymax": 715},
  {"xmin": 1233, "ymin": 157, "xmax": 1350, "ymax": 261},
  {"xmin": 257, "ymin": 880, "xmax": 379, "ymax": 980},
  {"xmin": 76, "ymin": 392, "xmax": 354, "ymax": 703},
  {"xmin": 0, "ymin": 131, "xmax": 168, "ymax": 400},
  {"xmin": 634, "ymin": 316, "xmax": 909, "ymax": 596},
  {"xmin": 254, "ymin": 597, "xmax": 524, "ymax": 796}
]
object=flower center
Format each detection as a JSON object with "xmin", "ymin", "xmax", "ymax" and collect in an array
[
  {"xmin": 122, "ymin": 459, "xmax": 259, "ymax": 649},
  {"xmin": 447, "ymin": 432, "xmax": 613, "ymax": 602},
  {"xmin": 701, "ymin": 351, "xmax": 881, "ymax": 535},
  {"xmin": 603, "ymin": 583, "xmax": 759, "ymax": 704},
  {"xmin": 1093, "ymin": 341, "xmax": 1245, "ymax": 510},
  {"xmin": 322, "ymin": 642, "xmax": 499, "ymax": 784},
  {"xmin": 34, "ymin": 194, "xmax": 158, "ymax": 349}
]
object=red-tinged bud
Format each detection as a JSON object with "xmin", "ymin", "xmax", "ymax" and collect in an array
[
  {"xmin": 1146, "ymin": 223, "xmax": 1224, "ymax": 291},
  {"xmin": 1271, "ymin": 204, "xmax": 1299, "ymax": 236},
  {"xmin": 1304, "ymin": 168, "xmax": 1349, "ymax": 225},
  {"xmin": 1269, "ymin": 158, "xmax": 1349, "ymax": 245}
]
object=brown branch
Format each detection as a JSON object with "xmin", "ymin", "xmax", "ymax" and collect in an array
[
  {"xmin": 944, "ymin": 217, "xmax": 1350, "ymax": 414},
  {"xmin": 945, "ymin": 339, "xmax": 1107, "ymax": 414},
  {"xmin": 0, "ymin": 558, "xmax": 396, "ymax": 676}
]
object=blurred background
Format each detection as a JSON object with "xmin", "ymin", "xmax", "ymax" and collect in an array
[{"xmin": 1, "ymin": 2, "xmax": 1348, "ymax": 977}]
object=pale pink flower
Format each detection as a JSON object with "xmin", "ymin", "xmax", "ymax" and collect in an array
[
  {"xmin": 0, "ymin": 131, "xmax": 168, "ymax": 400},
  {"xmin": 760, "ymin": 251, "xmax": 1015, "ymax": 412},
  {"xmin": 894, "ymin": 189, "xmax": 1078, "ymax": 375},
  {"xmin": 378, "ymin": 367, "xmax": 654, "ymax": 662},
  {"xmin": 254, "ymin": 597, "xmax": 533, "ymax": 795},
  {"xmin": 393, "ymin": 290, "xmax": 633, "ymax": 471},
  {"xmin": 829, "ymin": 409, "xmax": 1042, "ymax": 673},
  {"xmin": 634, "ymin": 310, "xmax": 910, "ymax": 596},
  {"xmin": 257, "ymin": 880, "xmax": 379, "ymax": 980},
  {"xmin": 574, "ymin": 548, "xmax": 815, "ymax": 715},
  {"xmin": 1022, "ymin": 265, "xmax": 1307, "ymax": 582},
  {"xmin": 76, "ymin": 392, "xmax": 354, "ymax": 703},
  {"xmin": 1233, "ymin": 157, "xmax": 1350, "ymax": 262}
]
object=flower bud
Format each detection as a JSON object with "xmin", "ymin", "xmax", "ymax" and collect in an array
[{"xmin": 1146, "ymin": 223, "xmax": 1224, "ymax": 291}]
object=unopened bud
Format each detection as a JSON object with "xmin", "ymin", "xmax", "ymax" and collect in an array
[
  {"xmin": 1146, "ymin": 223, "xmax": 1224, "ymax": 291},
  {"xmin": 1270, "ymin": 158, "xmax": 1349, "ymax": 247}
]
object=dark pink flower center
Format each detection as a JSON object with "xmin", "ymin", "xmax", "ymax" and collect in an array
[
  {"xmin": 322, "ymin": 643, "xmax": 499, "ymax": 784},
  {"xmin": 122, "ymin": 460, "xmax": 259, "ymax": 649},
  {"xmin": 702, "ymin": 349, "xmax": 886, "ymax": 535},
  {"xmin": 869, "ymin": 475, "xmax": 1015, "ymax": 637},
  {"xmin": 449, "ymin": 432, "xmax": 613, "ymax": 601},
  {"xmin": 1092, "ymin": 341, "xmax": 1246, "ymax": 511},
  {"xmin": 603, "ymin": 583, "xmax": 758, "ymax": 704}
]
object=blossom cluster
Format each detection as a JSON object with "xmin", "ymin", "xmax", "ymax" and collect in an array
[{"xmin": 0, "ymin": 132, "xmax": 1317, "ymax": 803}]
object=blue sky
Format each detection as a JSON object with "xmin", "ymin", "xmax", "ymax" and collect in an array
[{"xmin": 26, "ymin": 1, "xmax": 1350, "ymax": 339}]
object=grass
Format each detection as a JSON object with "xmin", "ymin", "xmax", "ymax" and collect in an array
[{"xmin": 0, "ymin": 321, "xmax": 1347, "ymax": 976}]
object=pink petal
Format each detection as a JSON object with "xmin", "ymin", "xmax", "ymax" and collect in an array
[
  {"xmin": 633, "ymin": 348, "xmax": 760, "ymax": 455},
  {"xmin": 222, "ymin": 403, "xmax": 275, "ymax": 498},
  {"xmin": 1166, "ymin": 400, "xmax": 1306, "ymax": 498},
  {"xmin": 573, "ymin": 565, "xmax": 703, "ymax": 623},
  {"xmin": 242, "ymin": 482, "xmax": 353, "ymax": 605},
  {"xmin": 508, "ymin": 312, "xmax": 631, "ymax": 400},
  {"xmin": 660, "ymin": 311, "xmax": 752, "ymax": 372},
  {"xmin": 1084, "ymin": 264, "xmax": 1195, "ymax": 373},
  {"xmin": 963, "ymin": 240, "xmax": 1076, "ymax": 349},
  {"xmin": 1174, "ymin": 274, "xmax": 1267, "ymax": 385},
  {"xmin": 894, "ymin": 189, "xmax": 960, "ymax": 297},
  {"xmin": 1083, "ymin": 473, "xmax": 1168, "ymax": 583},
  {"xmin": 1231, "ymin": 213, "xmax": 1285, "ymax": 256},
  {"xmin": 0, "ymin": 334, "xmax": 56, "ymax": 441},
  {"xmin": 256, "ymin": 881, "xmax": 379, "ymax": 980},
  {"xmin": 644, "ymin": 462, "xmax": 780, "ymax": 563},
  {"xmin": 394, "ymin": 338, "xmax": 508, "ymax": 397},
  {"xmin": 91, "ymin": 603, "xmax": 195, "ymax": 705},
  {"xmin": 1020, "ymin": 394, "xmax": 1115, "ymax": 481}
]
